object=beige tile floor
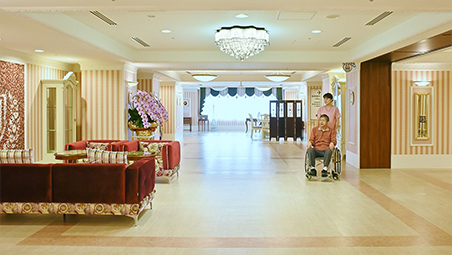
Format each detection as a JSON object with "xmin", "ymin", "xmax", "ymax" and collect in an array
[{"xmin": 1, "ymin": 131, "xmax": 451, "ymax": 254}]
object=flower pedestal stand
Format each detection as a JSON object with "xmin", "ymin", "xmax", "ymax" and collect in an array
[{"xmin": 129, "ymin": 122, "xmax": 159, "ymax": 140}]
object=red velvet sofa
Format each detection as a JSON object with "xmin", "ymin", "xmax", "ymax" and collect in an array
[
  {"xmin": 111, "ymin": 140, "xmax": 181, "ymax": 179},
  {"xmin": 0, "ymin": 158, "xmax": 155, "ymax": 226}
]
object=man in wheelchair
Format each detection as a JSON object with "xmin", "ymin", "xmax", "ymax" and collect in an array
[{"xmin": 306, "ymin": 114, "xmax": 337, "ymax": 177}]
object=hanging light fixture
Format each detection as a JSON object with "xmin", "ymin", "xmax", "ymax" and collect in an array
[
  {"xmin": 214, "ymin": 25, "xmax": 269, "ymax": 61},
  {"xmin": 264, "ymin": 74, "xmax": 291, "ymax": 82},
  {"xmin": 192, "ymin": 74, "xmax": 218, "ymax": 82}
]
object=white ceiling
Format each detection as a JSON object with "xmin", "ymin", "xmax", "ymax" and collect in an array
[{"xmin": 0, "ymin": 0, "xmax": 451, "ymax": 85}]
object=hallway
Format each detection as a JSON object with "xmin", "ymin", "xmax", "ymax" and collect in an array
[{"xmin": 1, "ymin": 131, "xmax": 451, "ymax": 254}]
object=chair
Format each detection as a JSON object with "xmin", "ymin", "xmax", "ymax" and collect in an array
[
  {"xmin": 198, "ymin": 115, "xmax": 209, "ymax": 131},
  {"xmin": 248, "ymin": 114, "xmax": 262, "ymax": 138},
  {"xmin": 261, "ymin": 114, "xmax": 270, "ymax": 140}
]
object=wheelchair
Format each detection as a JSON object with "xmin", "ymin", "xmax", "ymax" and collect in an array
[{"xmin": 304, "ymin": 147, "xmax": 341, "ymax": 181}]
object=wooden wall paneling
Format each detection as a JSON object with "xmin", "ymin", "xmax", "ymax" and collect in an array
[{"xmin": 360, "ymin": 61, "xmax": 392, "ymax": 168}]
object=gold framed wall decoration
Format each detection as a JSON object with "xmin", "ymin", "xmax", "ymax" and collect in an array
[
  {"xmin": 414, "ymin": 92, "xmax": 429, "ymax": 140},
  {"xmin": 410, "ymin": 86, "xmax": 434, "ymax": 146}
]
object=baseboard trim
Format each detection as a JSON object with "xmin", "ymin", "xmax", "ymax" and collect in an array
[
  {"xmin": 346, "ymin": 150, "xmax": 359, "ymax": 168},
  {"xmin": 391, "ymin": 155, "xmax": 452, "ymax": 168}
]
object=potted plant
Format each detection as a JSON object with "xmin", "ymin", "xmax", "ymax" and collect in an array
[{"xmin": 128, "ymin": 90, "xmax": 169, "ymax": 135}]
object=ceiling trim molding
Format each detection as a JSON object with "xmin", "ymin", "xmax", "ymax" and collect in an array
[
  {"xmin": 392, "ymin": 62, "xmax": 452, "ymax": 71},
  {"xmin": 124, "ymin": 63, "xmax": 138, "ymax": 73},
  {"xmin": 79, "ymin": 61, "xmax": 126, "ymax": 70},
  {"xmin": 0, "ymin": 46, "xmax": 73, "ymax": 70}
]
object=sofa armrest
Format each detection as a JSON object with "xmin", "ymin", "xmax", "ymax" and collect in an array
[
  {"xmin": 161, "ymin": 141, "xmax": 181, "ymax": 170},
  {"xmin": 125, "ymin": 158, "xmax": 155, "ymax": 204},
  {"xmin": 65, "ymin": 140, "xmax": 87, "ymax": 150}
]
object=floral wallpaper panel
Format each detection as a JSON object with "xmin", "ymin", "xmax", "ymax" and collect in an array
[{"xmin": 0, "ymin": 60, "xmax": 25, "ymax": 149}]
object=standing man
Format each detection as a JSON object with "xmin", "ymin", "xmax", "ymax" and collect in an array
[
  {"xmin": 316, "ymin": 92, "xmax": 341, "ymax": 131},
  {"xmin": 307, "ymin": 114, "xmax": 337, "ymax": 177}
]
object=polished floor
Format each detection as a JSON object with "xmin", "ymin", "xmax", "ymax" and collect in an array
[{"xmin": 1, "ymin": 131, "xmax": 451, "ymax": 254}]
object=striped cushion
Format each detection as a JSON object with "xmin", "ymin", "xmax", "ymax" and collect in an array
[
  {"xmin": 0, "ymin": 149, "xmax": 34, "ymax": 163},
  {"xmin": 87, "ymin": 149, "xmax": 127, "ymax": 164}
]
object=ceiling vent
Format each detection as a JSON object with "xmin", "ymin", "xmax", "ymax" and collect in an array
[
  {"xmin": 90, "ymin": 11, "xmax": 117, "ymax": 25},
  {"xmin": 365, "ymin": 11, "xmax": 393, "ymax": 26},
  {"xmin": 131, "ymin": 37, "xmax": 150, "ymax": 47},
  {"xmin": 332, "ymin": 37, "xmax": 351, "ymax": 47}
]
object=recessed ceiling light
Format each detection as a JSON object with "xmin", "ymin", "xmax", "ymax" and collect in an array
[
  {"xmin": 66, "ymin": 58, "xmax": 74, "ymax": 61},
  {"xmin": 35, "ymin": 49, "xmax": 44, "ymax": 53},
  {"xmin": 312, "ymin": 30, "xmax": 322, "ymax": 34},
  {"xmin": 326, "ymin": 14, "xmax": 340, "ymax": 19},
  {"xmin": 235, "ymin": 14, "xmax": 249, "ymax": 18},
  {"xmin": 161, "ymin": 29, "xmax": 171, "ymax": 33}
]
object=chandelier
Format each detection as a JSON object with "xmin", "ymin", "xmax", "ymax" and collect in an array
[{"xmin": 214, "ymin": 25, "xmax": 269, "ymax": 61}]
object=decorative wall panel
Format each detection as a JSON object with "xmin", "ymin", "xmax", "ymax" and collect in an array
[
  {"xmin": 392, "ymin": 70, "xmax": 451, "ymax": 155},
  {"xmin": 346, "ymin": 70, "xmax": 359, "ymax": 154},
  {"xmin": 0, "ymin": 61, "xmax": 25, "ymax": 149}
]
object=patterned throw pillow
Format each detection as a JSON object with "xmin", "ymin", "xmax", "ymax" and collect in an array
[
  {"xmin": 87, "ymin": 149, "xmax": 128, "ymax": 164},
  {"xmin": 139, "ymin": 142, "xmax": 168, "ymax": 156},
  {"xmin": 155, "ymin": 156, "xmax": 163, "ymax": 173},
  {"xmin": 0, "ymin": 149, "xmax": 34, "ymax": 163},
  {"xmin": 86, "ymin": 142, "xmax": 110, "ymax": 150}
]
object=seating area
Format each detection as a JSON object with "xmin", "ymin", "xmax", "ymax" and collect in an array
[
  {"xmin": 65, "ymin": 139, "xmax": 181, "ymax": 180},
  {"xmin": 0, "ymin": 138, "xmax": 182, "ymax": 225},
  {"xmin": 0, "ymin": 149, "xmax": 156, "ymax": 226}
]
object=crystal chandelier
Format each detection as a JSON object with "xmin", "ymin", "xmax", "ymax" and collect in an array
[{"xmin": 214, "ymin": 25, "xmax": 269, "ymax": 61}]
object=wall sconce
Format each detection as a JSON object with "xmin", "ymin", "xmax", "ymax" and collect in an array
[{"xmin": 414, "ymin": 81, "xmax": 430, "ymax": 86}]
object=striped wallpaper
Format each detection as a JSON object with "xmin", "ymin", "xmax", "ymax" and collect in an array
[
  {"xmin": 74, "ymin": 72, "xmax": 82, "ymax": 141},
  {"xmin": 160, "ymin": 85, "xmax": 175, "ymax": 134},
  {"xmin": 137, "ymin": 78, "xmax": 152, "ymax": 93},
  {"xmin": 392, "ymin": 70, "xmax": 451, "ymax": 155},
  {"xmin": 26, "ymin": 64, "xmax": 68, "ymax": 162},
  {"xmin": 80, "ymin": 70, "xmax": 125, "ymax": 140}
]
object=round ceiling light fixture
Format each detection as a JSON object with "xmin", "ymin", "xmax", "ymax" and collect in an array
[
  {"xmin": 264, "ymin": 74, "xmax": 291, "ymax": 82},
  {"xmin": 192, "ymin": 74, "xmax": 218, "ymax": 82},
  {"xmin": 235, "ymin": 14, "xmax": 249, "ymax": 18},
  {"xmin": 326, "ymin": 14, "xmax": 340, "ymax": 19}
]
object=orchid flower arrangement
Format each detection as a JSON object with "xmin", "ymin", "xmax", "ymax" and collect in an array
[{"xmin": 128, "ymin": 90, "xmax": 169, "ymax": 129}]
